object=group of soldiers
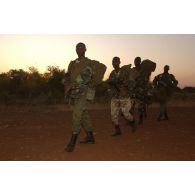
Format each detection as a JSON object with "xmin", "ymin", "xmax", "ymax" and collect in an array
[{"xmin": 64, "ymin": 42, "xmax": 178, "ymax": 152}]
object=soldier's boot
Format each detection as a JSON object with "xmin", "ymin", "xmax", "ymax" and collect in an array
[
  {"xmin": 80, "ymin": 131, "xmax": 95, "ymax": 144},
  {"xmin": 129, "ymin": 119, "xmax": 138, "ymax": 133},
  {"xmin": 112, "ymin": 125, "xmax": 122, "ymax": 136},
  {"xmin": 65, "ymin": 133, "xmax": 78, "ymax": 152},
  {"xmin": 164, "ymin": 112, "xmax": 169, "ymax": 120}
]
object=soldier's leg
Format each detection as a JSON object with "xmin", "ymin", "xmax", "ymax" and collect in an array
[
  {"xmin": 80, "ymin": 109, "xmax": 95, "ymax": 144},
  {"xmin": 160, "ymin": 102, "xmax": 167, "ymax": 120},
  {"xmin": 72, "ymin": 96, "xmax": 86, "ymax": 133},
  {"xmin": 157, "ymin": 102, "xmax": 164, "ymax": 121},
  {"xmin": 130, "ymin": 99, "xmax": 136, "ymax": 116},
  {"xmin": 139, "ymin": 102, "xmax": 147, "ymax": 124},
  {"xmin": 111, "ymin": 98, "xmax": 121, "ymax": 136},
  {"xmin": 143, "ymin": 103, "xmax": 147, "ymax": 119},
  {"xmin": 120, "ymin": 98, "xmax": 134, "ymax": 121},
  {"xmin": 138, "ymin": 102, "xmax": 144, "ymax": 125},
  {"xmin": 82, "ymin": 109, "xmax": 93, "ymax": 132},
  {"xmin": 163, "ymin": 101, "xmax": 169, "ymax": 120},
  {"xmin": 121, "ymin": 98, "xmax": 137, "ymax": 133},
  {"xmin": 65, "ymin": 96, "xmax": 85, "ymax": 152}
]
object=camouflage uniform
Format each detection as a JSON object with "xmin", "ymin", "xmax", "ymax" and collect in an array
[
  {"xmin": 67, "ymin": 57, "xmax": 101, "ymax": 134},
  {"xmin": 132, "ymin": 64, "xmax": 154, "ymax": 124},
  {"xmin": 111, "ymin": 97, "xmax": 134, "ymax": 125},
  {"xmin": 153, "ymin": 72, "xmax": 178, "ymax": 120},
  {"xmin": 65, "ymin": 42, "xmax": 106, "ymax": 152},
  {"xmin": 153, "ymin": 72, "xmax": 178, "ymax": 89},
  {"xmin": 108, "ymin": 68, "xmax": 134, "ymax": 126}
]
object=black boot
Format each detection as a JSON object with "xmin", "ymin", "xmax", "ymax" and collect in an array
[
  {"xmin": 129, "ymin": 119, "xmax": 137, "ymax": 133},
  {"xmin": 65, "ymin": 133, "xmax": 78, "ymax": 152},
  {"xmin": 80, "ymin": 131, "xmax": 95, "ymax": 144},
  {"xmin": 112, "ymin": 125, "xmax": 122, "ymax": 136}
]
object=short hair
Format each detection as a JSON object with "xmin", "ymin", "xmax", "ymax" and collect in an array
[
  {"xmin": 164, "ymin": 65, "xmax": 170, "ymax": 69},
  {"xmin": 113, "ymin": 56, "xmax": 120, "ymax": 61},
  {"xmin": 135, "ymin": 56, "xmax": 141, "ymax": 61},
  {"xmin": 76, "ymin": 42, "xmax": 86, "ymax": 48}
]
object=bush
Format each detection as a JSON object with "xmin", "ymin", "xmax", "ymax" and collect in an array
[{"xmin": 182, "ymin": 87, "xmax": 195, "ymax": 93}]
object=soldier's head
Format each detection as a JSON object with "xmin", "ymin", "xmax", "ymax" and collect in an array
[
  {"xmin": 164, "ymin": 65, "xmax": 170, "ymax": 73},
  {"xmin": 112, "ymin": 56, "xmax": 120, "ymax": 70},
  {"xmin": 76, "ymin": 42, "xmax": 86, "ymax": 58},
  {"xmin": 134, "ymin": 56, "xmax": 141, "ymax": 69}
]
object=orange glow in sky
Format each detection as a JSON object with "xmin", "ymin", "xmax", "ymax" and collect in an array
[{"xmin": 0, "ymin": 35, "xmax": 195, "ymax": 87}]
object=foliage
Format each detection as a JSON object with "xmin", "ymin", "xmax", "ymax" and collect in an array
[{"xmin": 0, "ymin": 67, "xmax": 194, "ymax": 105}]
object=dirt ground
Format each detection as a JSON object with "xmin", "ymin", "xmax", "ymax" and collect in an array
[{"xmin": 0, "ymin": 105, "xmax": 195, "ymax": 160}]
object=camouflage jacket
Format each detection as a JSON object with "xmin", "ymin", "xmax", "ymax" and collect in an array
[
  {"xmin": 153, "ymin": 73, "xmax": 178, "ymax": 89},
  {"xmin": 65, "ymin": 57, "xmax": 106, "ymax": 100},
  {"xmin": 132, "ymin": 69, "xmax": 153, "ymax": 102},
  {"xmin": 108, "ymin": 68, "xmax": 132, "ymax": 98}
]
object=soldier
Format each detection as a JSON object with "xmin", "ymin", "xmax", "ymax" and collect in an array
[
  {"xmin": 64, "ymin": 42, "xmax": 106, "ymax": 152},
  {"xmin": 134, "ymin": 56, "xmax": 142, "ymax": 72},
  {"xmin": 132, "ymin": 57, "xmax": 156, "ymax": 124},
  {"xmin": 131, "ymin": 57, "xmax": 147, "ymax": 124},
  {"xmin": 108, "ymin": 57, "xmax": 137, "ymax": 136},
  {"xmin": 153, "ymin": 65, "xmax": 178, "ymax": 121}
]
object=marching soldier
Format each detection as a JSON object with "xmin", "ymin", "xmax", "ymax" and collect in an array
[
  {"xmin": 64, "ymin": 42, "xmax": 106, "ymax": 152},
  {"xmin": 153, "ymin": 65, "xmax": 178, "ymax": 121},
  {"xmin": 108, "ymin": 56, "xmax": 137, "ymax": 136},
  {"xmin": 132, "ymin": 57, "xmax": 156, "ymax": 124}
]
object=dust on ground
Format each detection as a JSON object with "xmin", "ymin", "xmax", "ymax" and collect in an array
[{"xmin": 0, "ymin": 104, "xmax": 195, "ymax": 160}]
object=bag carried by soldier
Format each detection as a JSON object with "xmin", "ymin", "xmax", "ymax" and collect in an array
[
  {"xmin": 86, "ymin": 60, "xmax": 106, "ymax": 100},
  {"xmin": 118, "ymin": 64, "xmax": 137, "ymax": 97},
  {"xmin": 120, "ymin": 64, "xmax": 141, "ymax": 82},
  {"xmin": 64, "ymin": 58, "xmax": 106, "ymax": 102},
  {"xmin": 140, "ymin": 59, "xmax": 156, "ymax": 74}
]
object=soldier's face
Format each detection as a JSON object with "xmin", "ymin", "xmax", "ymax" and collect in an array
[
  {"xmin": 76, "ymin": 44, "xmax": 86, "ymax": 57},
  {"xmin": 134, "ymin": 57, "xmax": 141, "ymax": 67},
  {"xmin": 164, "ymin": 66, "xmax": 169, "ymax": 72},
  {"xmin": 112, "ymin": 58, "xmax": 120, "ymax": 69}
]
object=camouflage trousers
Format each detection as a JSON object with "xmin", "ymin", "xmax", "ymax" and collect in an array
[
  {"xmin": 71, "ymin": 94, "xmax": 92, "ymax": 134},
  {"xmin": 111, "ymin": 97, "xmax": 134, "ymax": 125},
  {"xmin": 159, "ymin": 101, "xmax": 168, "ymax": 115}
]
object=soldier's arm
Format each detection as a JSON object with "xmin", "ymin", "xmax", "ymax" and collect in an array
[
  {"xmin": 152, "ymin": 75, "xmax": 158, "ymax": 86},
  {"xmin": 64, "ymin": 61, "xmax": 74, "ymax": 94},
  {"xmin": 170, "ymin": 74, "xmax": 178, "ymax": 86},
  {"xmin": 67, "ymin": 61, "xmax": 74, "ymax": 75},
  {"xmin": 107, "ymin": 71, "xmax": 117, "ymax": 85}
]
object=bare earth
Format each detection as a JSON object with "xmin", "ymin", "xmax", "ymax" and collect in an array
[{"xmin": 0, "ymin": 105, "xmax": 195, "ymax": 160}]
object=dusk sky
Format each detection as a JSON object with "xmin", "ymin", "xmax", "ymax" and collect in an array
[{"xmin": 0, "ymin": 34, "xmax": 195, "ymax": 88}]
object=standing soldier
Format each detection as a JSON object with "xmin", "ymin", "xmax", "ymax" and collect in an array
[
  {"xmin": 132, "ymin": 57, "xmax": 156, "ymax": 124},
  {"xmin": 153, "ymin": 65, "xmax": 178, "ymax": 121},
  {"xmin": 108, "ymin": 57, "xmax": 137, "ymax": 136},
  {"xmin": 64, "ymin": 42, "xmax": 106, "ymax": 152}
]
